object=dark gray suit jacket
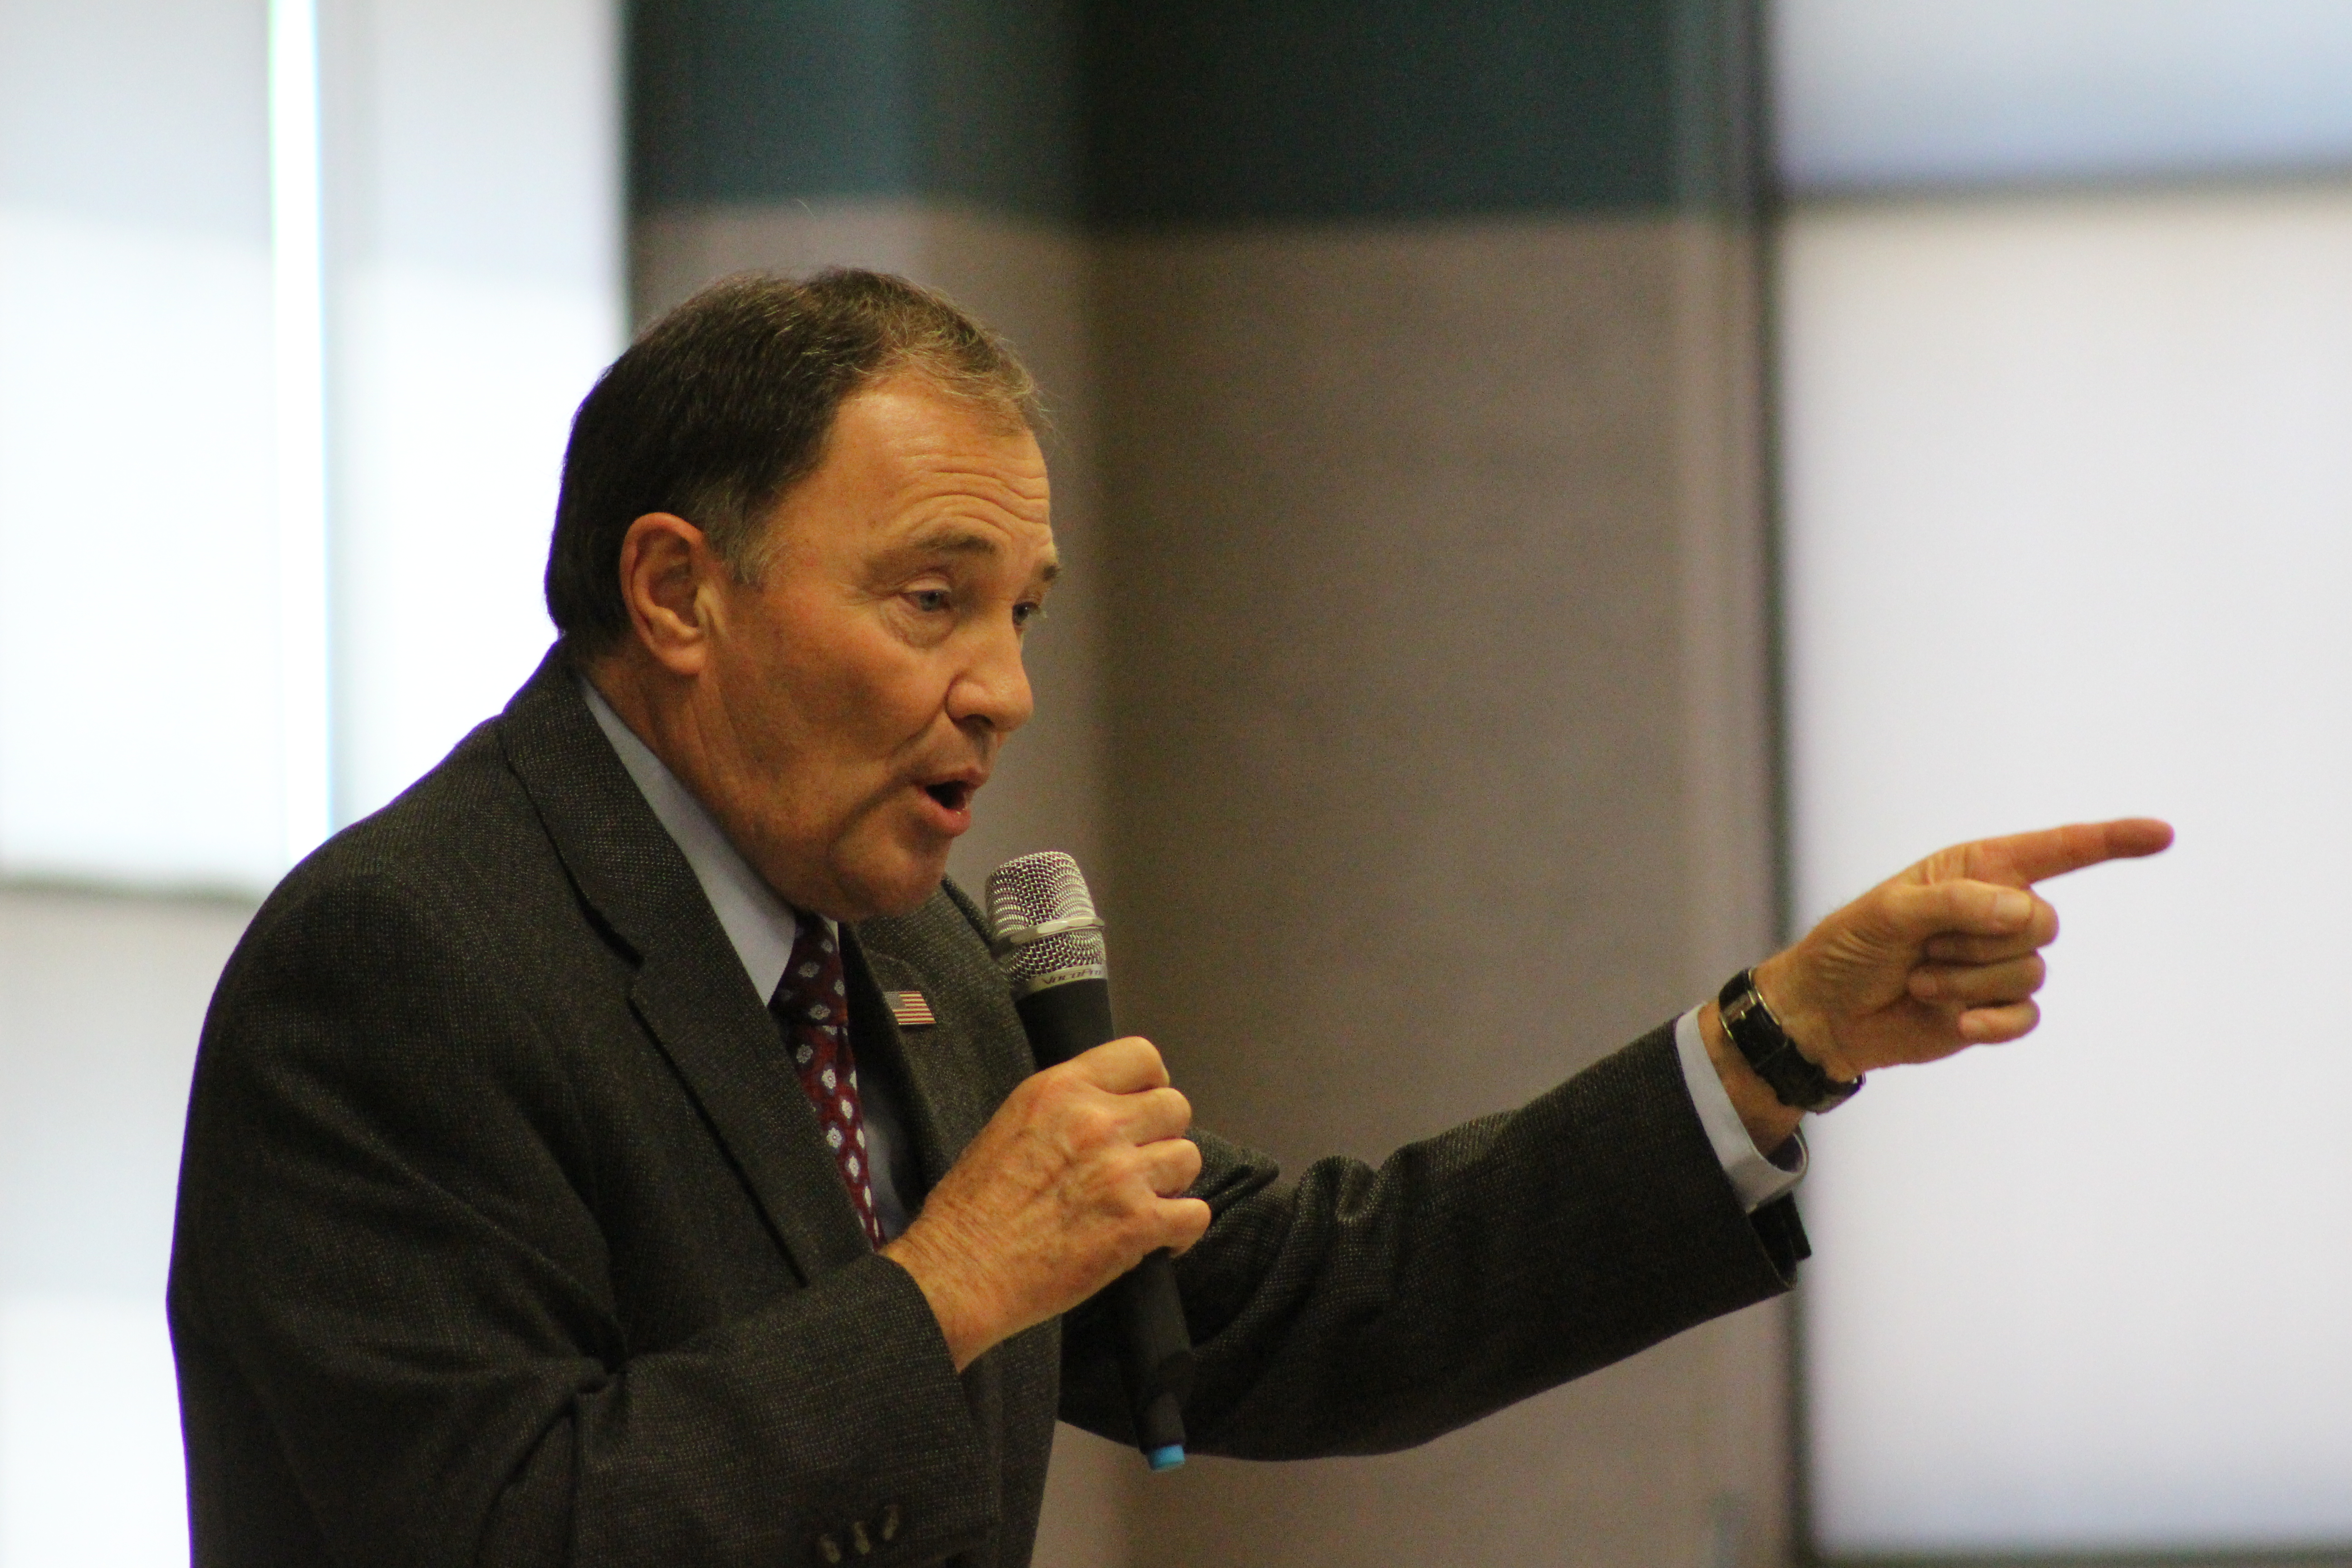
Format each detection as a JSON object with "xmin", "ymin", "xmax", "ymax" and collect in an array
[{"xmin": 169, "ymin": 646, "xmax": 1804, "ymax": 1568}]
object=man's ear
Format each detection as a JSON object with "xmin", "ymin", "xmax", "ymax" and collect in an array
[{"xmin": 615, "ymin": 512, "xmax": 721, "ymax": 676}]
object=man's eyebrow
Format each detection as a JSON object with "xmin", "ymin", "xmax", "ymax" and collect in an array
[
  {"xmin": 901, "ymin": 525, "xmax": 1060, "ymax": 583},
  {"xmin": 904, "ymin": 525, "xmax": 1002, "ymax": 559}
]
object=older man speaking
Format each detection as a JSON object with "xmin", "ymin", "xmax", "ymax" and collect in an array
[{"xmin": 169, "ymin": 271, "xmax": 2169, "ymax": 1568}]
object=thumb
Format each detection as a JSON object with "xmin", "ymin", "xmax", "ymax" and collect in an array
[{"xmin": 1878, "ymin": 878, "xmax": 2036, "ymax": 944}]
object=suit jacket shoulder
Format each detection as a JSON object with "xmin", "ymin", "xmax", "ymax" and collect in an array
[{"xmin": 172, "ymin": 645, "xmax": 1049, "ymax": 1568}]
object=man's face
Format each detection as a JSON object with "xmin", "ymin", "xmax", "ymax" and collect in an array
[{"xmin": 689, "ymin": 375, "xmax": 1055, "ymax": 921}]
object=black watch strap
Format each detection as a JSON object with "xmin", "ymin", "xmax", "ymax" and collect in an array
[{"xmin": 1716, "ymin": 968, "xmax": 1863, "ymax": 1113}]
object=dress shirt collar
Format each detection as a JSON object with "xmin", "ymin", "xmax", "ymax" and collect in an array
[{"xmin": 579, "ymin": 677, "xmax": 814, "ymax": 1001}]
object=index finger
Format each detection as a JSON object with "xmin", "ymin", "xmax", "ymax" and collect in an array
[{"xmin": 1968, "ymin": 817, "xmax": 2174, "ymax": 886}]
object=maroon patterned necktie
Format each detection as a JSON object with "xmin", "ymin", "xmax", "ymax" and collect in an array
[{"xmin": 770, "ymin": 918, "xmax": 884, "ymax": 1248}]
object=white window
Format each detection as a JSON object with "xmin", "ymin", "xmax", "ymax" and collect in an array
[
  {"xmin": 1776, "ymin": 2, "xmax": 2352, "ymax": 1557},
  {"xmin": 0, "ymin": 1, "xmax": 618, "ymax": 1559}
]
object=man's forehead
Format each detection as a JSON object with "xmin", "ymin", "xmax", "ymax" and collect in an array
[
  {"xmin": 840, "ymin": 375, "xmax": 1045, "ymax": 475},
  {"xmin": 769, "ymin": 378, "xmax": 1055, "ymax": 571},
  {"xmin": 840, "ymin": 382, "xmax": 1048, "ymax": 508}
]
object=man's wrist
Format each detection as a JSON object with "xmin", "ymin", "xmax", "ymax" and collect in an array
[
  {"xmin": 880, "ymin": 1223, "xmax": 994, "ymax": 1374},
  {"xmin": 1698, "ymin": 999, "xmax": 1806, "ymax": 1153},
  {"xmin": 1749, "ymin": 952, "xmax": 1852, "ymax": 1081}
]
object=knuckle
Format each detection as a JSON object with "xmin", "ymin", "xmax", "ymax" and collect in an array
[
  {"xmin": 1037, "ymin": 1082, "xmax": 1093, "ymax": 1131},
  {"xmin": 1070, "ymin": 1102, "xmax": 1121, "ymax": 1151},
  {"xmin": 1031, "ymin": 1062, "xmax": 1082, "ymax": 1100},
  {"xmin": 1003, "ymin": 1074, "xmax": 1054, "ymax": 1123},
  {"xmin": 1094, "ymin": 1035, "xmax": 1166, "ymax": 1089},
  {"xmin": 1101, "ymin": 1181, "xmax": 1154, "ymax": 1230}
]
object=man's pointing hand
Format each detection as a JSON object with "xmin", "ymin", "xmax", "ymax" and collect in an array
[{"xmin": 1705, "ymin": 817, "xmax": 2174, "ymax": 1150}]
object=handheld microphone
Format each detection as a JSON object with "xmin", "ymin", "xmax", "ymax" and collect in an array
[{"xmin": 985, "ymin": 852, "xmax": 1194, "ymax": 1473}]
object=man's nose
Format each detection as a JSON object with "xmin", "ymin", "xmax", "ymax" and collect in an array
[{"xmin": 949, "ymin": 623, "xmax": 1034, "ymax": 736}]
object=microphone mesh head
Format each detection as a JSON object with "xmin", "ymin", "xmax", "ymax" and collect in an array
[{"xmin": 985, "ymin": 851, "xmax": 1107, "ymax": 991}]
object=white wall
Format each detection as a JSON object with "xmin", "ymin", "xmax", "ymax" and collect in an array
[
  {"xmin": 322, "ymin": 0, "xmax": 622, "ymax": 824},
  {"xmin": 0, "ymin": 890, "xmax": 253, "ymax": 1568},
  {"xmin": 0, "ymin": 0, "xmax": 284, "ymax": 893},
  {"xmin": 0, "ymin": 3, "xmax": 620, "ymax": 1559},
  {"xmin": 1774, "ymin": 0, "xmax": 2352, "ymax": 192},
  {"xmin": 1780, "ymin": 184, "xmax": 2352, "ymax": 1556}
]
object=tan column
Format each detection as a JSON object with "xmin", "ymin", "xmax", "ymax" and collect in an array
[{"xmin": 1093, "ymin": 211, "xmax": 1787, "ymax": 1568}]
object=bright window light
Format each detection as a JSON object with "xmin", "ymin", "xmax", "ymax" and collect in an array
[
  {"xmin": 0, "ymin": 887, "xmax": 251, "ymax": 1568},
  {"xmin": 0, "ymin": 0, "xmax": 619, "ymax": 887},
  {"xmin": 270, "ymin": 0, "xmax": 331, "ymax": 864},
  {"xmin": 1, "ymin": 3, "xmax": 619, "ymax": 1562},
  {"xmin": 0, "ymin": 1298, "xmax": 189, "ymax": 1568},
  {"xmin": 1781, "ymin": 184, "xmax": 2352, "ymax": 1556},
  {"xmin": 0, "ymin": 0, "xmax": 284, "ymax": 893},
  {"xmin": 326, "ymin": 0, "xmax": 624, "ymax": 824},
  {"xmin": 1774, "ymin": 0, "xmax": 2352, "ymax": 192}
]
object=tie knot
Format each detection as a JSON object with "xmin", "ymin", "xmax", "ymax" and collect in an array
[{"xmin": 775, "ymin": 916, "xmax": 848, "ymax": 1022}]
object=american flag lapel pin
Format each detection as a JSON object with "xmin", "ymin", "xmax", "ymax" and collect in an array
[{"xmin": 883, "ymin": 990, "xmax": 935, "ymax": 1028}]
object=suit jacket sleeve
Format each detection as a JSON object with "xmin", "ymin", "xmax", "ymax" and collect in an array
[
  {"xmin": 170, "ymin": 867, "xmax": 1001, "ymax": 1568},
  {"xmin": 1055, "ymin": 1020, "xmax": 1805, "ymax": 1458}
]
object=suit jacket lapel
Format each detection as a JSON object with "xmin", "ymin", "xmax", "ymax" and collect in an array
[
  {"xmin": 843, "ymin": 914, "xmax": 1035, "ymax": 1463},
  {"xmin": 838, "ymin": 936, "xmax": 958, "ymax": 1194},
  {"xmin": 853, "ymin": 886, "xmax": 1042, "ymax": 1186},
  {"xmin": 495, "ymin": 644, "xmax": 872, "ymax": 1282}
]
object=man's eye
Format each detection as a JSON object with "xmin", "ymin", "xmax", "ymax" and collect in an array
[
  {"xmin": 907, "ymin": 588, "xmax": 953, "ymax": 613},
  {"xmin": 1012, "ymin": 601, "xmax": 1044, "ymax": 630}
]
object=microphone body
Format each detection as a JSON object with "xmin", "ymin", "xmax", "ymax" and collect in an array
[{"xmin": 986, "ymin": 855, "xmax": 1195, "ymax": 1472}]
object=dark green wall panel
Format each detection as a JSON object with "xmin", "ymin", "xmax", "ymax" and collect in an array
[
  {"xmin": 923, "ymin": 0, "xmax": 1083, "ymax": 216},
  {"xmin": 1086, "ymin": 0, "xmax": 1718, "ymax": 224},
  {"xmin": 630, "ymin": 0, "xmax": 1080, "ymax": 216},
  {"xmin": 628, "ymin": 0, "xmax": 1755, "ymax": 225},
  {"xmin": 632, "ymin": 0, "xmax": 919, "ymax": 207}
]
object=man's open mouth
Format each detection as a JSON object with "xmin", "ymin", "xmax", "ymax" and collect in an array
[{"xmin": 923, "ymin": 780, "xmax": 975, "ymax": 812}]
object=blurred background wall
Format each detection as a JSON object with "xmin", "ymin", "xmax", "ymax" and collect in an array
[{"xmin": 2, "ymin": 3, "xmax": 2349, "ymax": 1566}]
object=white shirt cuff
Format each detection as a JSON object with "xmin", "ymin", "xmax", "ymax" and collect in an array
[{"xmin": 1673, "ymin": 1005, "xmax": 1806, "ymax": 1213}]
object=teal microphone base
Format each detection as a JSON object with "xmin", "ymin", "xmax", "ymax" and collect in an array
[{"xmin": 1146, "ymin": 1445, "xmax": 1186, "ymax": 1471}]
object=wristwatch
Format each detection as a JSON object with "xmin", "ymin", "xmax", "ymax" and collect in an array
[{"xmin": 1716, "ymin": 967, "xmax": 1863, "ymax": 1113}]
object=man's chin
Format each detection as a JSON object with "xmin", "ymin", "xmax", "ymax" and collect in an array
[{"xmin": 823, "ymin": 845, "xmax": 955, "ymax": 924}]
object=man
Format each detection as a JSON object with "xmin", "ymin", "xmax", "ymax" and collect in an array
[{"xmin": 169, "ymin": 270, "xmax": 2169, "ymax": 1567}]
